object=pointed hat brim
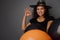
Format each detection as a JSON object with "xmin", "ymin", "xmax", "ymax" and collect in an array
[{"xmin": 29, "ymin": 1, "xmax": 52, "ymax": 9}]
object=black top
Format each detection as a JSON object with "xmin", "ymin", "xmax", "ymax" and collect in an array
[{"xmin": 24, "ymin": 16, "xmax": 55, "ymax": 32}]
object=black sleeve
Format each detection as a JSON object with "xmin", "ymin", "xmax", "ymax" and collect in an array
[
  {"xmin": 47, "ymin": 16, "xmax": 55, "ymax": 21},
  {"xmin": 29, "ymin": 18, "xmax": 36, "ymax": 23}
]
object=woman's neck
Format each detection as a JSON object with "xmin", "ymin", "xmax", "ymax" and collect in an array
[{"xmin": 37, "ymin": 16, "xmax": 45, "ymax": 22}]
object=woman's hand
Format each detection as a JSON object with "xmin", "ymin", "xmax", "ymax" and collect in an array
[{"xmin": 24, "ymin": 7, "xmax": 31, "ymax": 17}]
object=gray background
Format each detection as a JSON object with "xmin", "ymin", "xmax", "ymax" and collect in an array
[{"xmin": 0, "ymin": 0, "xmax": 60, "ymax": 40}]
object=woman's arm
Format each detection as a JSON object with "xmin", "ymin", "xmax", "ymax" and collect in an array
[
  {"xmin": 22, "ymin": 16, "xmax": 31, "ymax": 30},
  {"xmin": 22, "ymin": 7, "xmax": 31, "ymax": 30},
  {"xmin": 22, "ymin": 15, "xmax": 27, "ymax": 30},
  {"xmin": 46, "ymin": 20, "xmax": 54, "ymax": 32}
]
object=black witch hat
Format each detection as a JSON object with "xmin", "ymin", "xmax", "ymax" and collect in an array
[{"xmin": 30, "ymin": 0, "xmax": 52, "ymax": 9}]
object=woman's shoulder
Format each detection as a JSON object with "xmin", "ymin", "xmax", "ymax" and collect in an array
[
  {"xmin": 46, "ymin": 16, "xmax": 55, "ymax": 21},
  {"xmin": 29, "ymin": 18, "xmax": 37, "ymax": 23}
]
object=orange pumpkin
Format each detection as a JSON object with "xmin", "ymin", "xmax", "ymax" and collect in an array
[{"xmin": 19, "ymin": 30, "xmax": 52, "ymax": 40}]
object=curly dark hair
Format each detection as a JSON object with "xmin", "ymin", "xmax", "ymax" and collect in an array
[{"xmin": 32, "ymin": 5, "xmax": 50, "ymax": 19}]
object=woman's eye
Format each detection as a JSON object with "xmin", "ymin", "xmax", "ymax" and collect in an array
[
  {"xmin": 41, "ymin": 8, "xmax": 44, "ymax": 10},
  {"xmin": 37, "ymin": 8, "xmax": 39, "ymax": 10},
  {"xmin": 37, "ymin": 8, "xmax": 44, "ymax": 10}
]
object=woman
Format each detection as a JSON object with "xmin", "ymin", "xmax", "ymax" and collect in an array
[{"xmin": 22, "ymin": 1, "xmax": 55, "ymax": 33}]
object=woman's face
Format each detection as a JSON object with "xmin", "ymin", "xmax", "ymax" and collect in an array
[{"xmin": 36, "ymin": 6, "xmax": 45, "ymax": 17}]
